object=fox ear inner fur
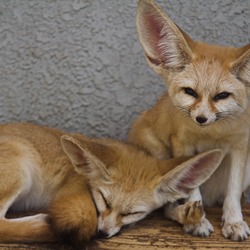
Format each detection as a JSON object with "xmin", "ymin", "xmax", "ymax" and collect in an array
[
  {"xmin": 61, "ymin": 135, "xmax": 112, "ymax": 182},
  {"xmin": 231, "ymin": 44, "xmax": 250, "ymax": 86},
  {"xmin": 136, "ymin": 0, "xmax": 194, "ymax": 72},
  {"xmin": 157, "ymin": 149, "xmax": 224, "ymax": 202}
]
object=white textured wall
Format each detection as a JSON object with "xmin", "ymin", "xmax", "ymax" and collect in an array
[{"xmin": 0, "ymin": 0, "xmax": 249, "ymax": 139}]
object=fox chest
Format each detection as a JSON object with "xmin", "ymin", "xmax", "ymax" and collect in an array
[{"xmin": 170, "ymin": 132, "xmax": 230, "ymax": 157}]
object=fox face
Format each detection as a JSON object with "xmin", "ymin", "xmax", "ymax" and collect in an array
[
  {"xmin": 136, "ymin": 0, "xmax": 250, "ymax": 127},
  {"xmin": 61, "ymin": 135, "xmax": 224, "ymax": 238},
  {"xmin": 169, "ymin": 59, "xmax": 248, "ymax": 126},
  {"xmin": 91, "ymin": 183, "xmax": 157, "ymax": 237}
]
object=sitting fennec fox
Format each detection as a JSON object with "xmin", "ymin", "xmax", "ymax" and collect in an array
[
  {"xmin": 129, "ymin": 0, "xmax": 250, "ymax": 241},
  {"xmin": 0, "ymin": 122, "xmax": 223, "ymax": 243}
]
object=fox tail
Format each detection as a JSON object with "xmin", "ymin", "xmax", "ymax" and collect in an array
[{"xmin": 0, "ymin": 214, "xmax": 55, "ymax": 243}]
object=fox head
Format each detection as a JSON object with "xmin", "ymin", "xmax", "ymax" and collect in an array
[
  {"xmin": 136, "ymin": 0, "xmax": 250, "ymax": 126},
  {"xmin": 61, "ymin": 135, "xmax": 224, "ymax": 238}
]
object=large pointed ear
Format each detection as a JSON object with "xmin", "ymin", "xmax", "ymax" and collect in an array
[
  {"xmin": 136, "ymin": 0, "xmax": 194, "ymax": 73},
  {"xmin": 156, "ymin": 149, "xmax": 224, "ymax": 202},
  {"xmin": 61, "ymin": 135, "xmax": 115, "ymax": 183},
  {"xmin": 231, "ymin": 44, "xmax": 250, "ymax": 86}
]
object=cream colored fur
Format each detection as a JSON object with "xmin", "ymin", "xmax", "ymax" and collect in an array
[
  {"xmin": 129, "ymin": 0, "xmax": 250, "ymax": 241},
  {"xmin": 0, "ymin": 122, "xmax": 223, "ymax": 243}
]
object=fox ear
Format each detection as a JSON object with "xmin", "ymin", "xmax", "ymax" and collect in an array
[
  {"xmin": 136, "ymin": 0, "xmax": 194, "ymax": 73},
  {"xmin": 231, "ymin": 44, "xmax": 250, "ymax": 86},
  {"xmin": 156, "ymin": 149, "xmax": 224, "ymax": 202},
  {"xmin": 61, "ymin": 135, "xmax": 114, "ymax": 182}
]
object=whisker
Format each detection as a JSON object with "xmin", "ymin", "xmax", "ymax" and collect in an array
[
  {"xmin": 175, "ymin": 106, "xmax": 190, "ymax": 118},
  {"xmin": 215, "ymin": 107, "xmax": 249, "ymax": 126}
]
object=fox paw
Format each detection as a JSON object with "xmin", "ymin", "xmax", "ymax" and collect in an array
[
  {"xmin": 181, "ymin": 201, "xmax": 204, "ymax": 225},
  {"xmin": 165, "ymin": 201, "xmax": 205, "ymax": 228},
  {"xmin": 183, "ymin": 217, "xmax": 214, "ymax": 237},
  {"xmin": 222, "ymin": 221, "xmax": 250, "ymax": 241}
]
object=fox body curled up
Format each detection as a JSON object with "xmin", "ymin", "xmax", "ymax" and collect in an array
[
  {"xmin": 0, "ymin": 123, "xmax": 223, "ymax": 244},
  {"xmin": 129, "ymin": 0, "xmax": 250, "ymax": 242}
]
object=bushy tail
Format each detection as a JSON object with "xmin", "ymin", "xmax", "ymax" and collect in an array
[{"xmin": 0, "ymin": 214, "xmax": 55, "ymax": 243}]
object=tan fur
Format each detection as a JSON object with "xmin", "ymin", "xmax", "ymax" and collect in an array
[
  {"xmin": 129, "ymin": 0, "xmax": 250, "ymax": 241},
  {"xmin": 0, "ymin": 215, "xmax": 53, "ymax": 242},
  {"xmin": 0, "ymin": 123, "xmax": 97, "ymax": 243},
  {"xmin": 0, "ymin": 122, "xmax": 223, "ymax": 243}
]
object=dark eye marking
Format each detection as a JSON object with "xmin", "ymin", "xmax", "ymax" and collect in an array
[
  {"xmin": 99, "ymin": 191, "xmax": 111, "ymax": 209},
  {"xmin": 213, "ymin": 92, "xmax": 231, "ymax": 101},
  {"xmin": 183, "ymin": 87, "xmax": 198, "ymax": 98}
]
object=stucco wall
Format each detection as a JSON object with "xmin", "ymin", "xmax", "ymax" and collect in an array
[{"xmin": 0, "ymin": 0, "xmax": 249, "ymax": 139}]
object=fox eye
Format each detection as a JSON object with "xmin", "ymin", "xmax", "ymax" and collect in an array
[
  {"xmin": 121, "ymin": 211, "xmax": 145, "ymax": 217},
  {"xmin": 213, "ymin": 92, "xmax": 231, "ymax": 101},
  {"xmin": 99, "ymin": 191, "xmax": 111, "ymax": 209},
  {"xmin": 183, "ymin": 87, "xmax": 198, "ymax": 98}
]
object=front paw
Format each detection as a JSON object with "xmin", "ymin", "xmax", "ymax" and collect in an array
[
  {"xmin": 183, "ymin": 217, "xmax": 214, "ymax": 237},
  {"xmin": 222, "ymin": 221, "xmax": 250, "ymax": 241},
  {"xmin": 165, "ymin": 200, "xmax": 204, "ymax": 225},
  {"xmin": 182, "ymin": 201, "xmax": 204, "ymax": 225}
]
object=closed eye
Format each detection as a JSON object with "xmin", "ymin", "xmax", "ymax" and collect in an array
[
  {"xmin": 121, "ymin": 211, "xmax": 146, "ymax": 217},
  {"xmin": 183, "ymin": 87, "xmax": 198, "ymax": 98},
  {"xmin": 213, "ymin": 92, "xmax": 231, "ymax": 101},
  {"xmin": 120, "ymin": 211, "xmax": 147, "ymax": 225},
  {"xmin": 99, "ymin": 190, "xmax": 111, "ymax": 209}
]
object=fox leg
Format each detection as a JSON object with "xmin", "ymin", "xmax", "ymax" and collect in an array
[
  {"xmin": 182, "ymin": 189, "xmax": 214, "ymax": 236},
  {"xmin": 163, "ymin": 174, "xmax": 211, "ymax": 236},
  {"xmin": 165, "ymin": 201, "xmax": 204, "ymax": 225},
  {"xmin": 129, "ymin": 121, "xmax": 172, "ymax": 159},
  {"xmin": 221, "ymin": 148, "xmax": 250, "ymax": 241},
  {"xmin": 165, "ymin": 193, "xmax": 213, "ymax": 237},
  {"xmin": 0, "ymin": 156, "xmax": 53, "ymax": 242},
  {"xmin": 0, "ymin": 169, "xmax": 23, "ymax": 218},
  {"xmin": 48, "ymin": 179, "xmax": 97, "ymax": 243},
  {"xmin": 0, "ymin": 139, "xmax": 36, "ymax": 218},
  {"xmin": 169, "ymin": 137, "xmax": 214, "ymax": 236}
]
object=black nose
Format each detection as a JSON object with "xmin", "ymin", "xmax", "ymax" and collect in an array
[
  {"xmin": 196, "ymin": 116, "xmax": 208, "ymax": 124},
  {"xmin": 98, "ymin": 230, "xmax": 109, "ymax": 238}
]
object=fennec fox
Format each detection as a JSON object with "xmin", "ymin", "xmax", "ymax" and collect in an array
[
  {"xmin": 129, "ymin": 0, "xmax": 250, "ymax": 241},
  {"xmin": 0, "ymin": 123, "xmax": 223, "ymax": 243}
]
